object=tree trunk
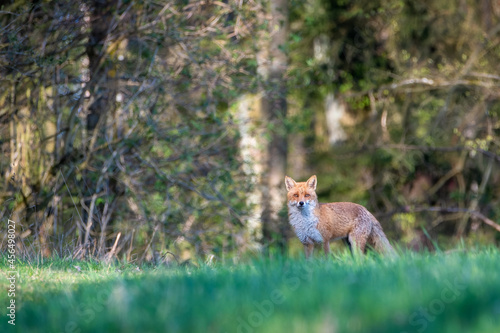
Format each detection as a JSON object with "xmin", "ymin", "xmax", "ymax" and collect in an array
[
  {"xmin": 258, "ymin": 0, "xmax": 288, "ymax": 252},
  {"xmin": 236, "ymin": 94, "xmax": 265, "ymax": 252},
  {"xmin": 80, "ymin": 0, "xmax": 118, "ymax": 257},
  {"xmin": 86, "ymin": 0, "xmax": 116, "ymax": 134}
]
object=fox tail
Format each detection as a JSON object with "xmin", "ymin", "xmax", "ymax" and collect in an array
[{"xmin": 370, "ymin": 222, "xmax": 397, "ymax": 256}]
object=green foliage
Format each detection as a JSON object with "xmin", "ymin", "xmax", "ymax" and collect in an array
[
  {"xmin": 287, "ymin": 0, "xmax": 500, "ymax": 246},
  {"xmin": 0, "ymin": 0, "xmax": 264, "ymax": 259}
]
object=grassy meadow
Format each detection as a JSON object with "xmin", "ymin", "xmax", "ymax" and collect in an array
[{"xmin": 1, "ymin": 248, "xmax": 500, "ymax": 333}]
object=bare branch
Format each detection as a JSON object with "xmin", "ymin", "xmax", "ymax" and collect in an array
[{"xmin": 406, "ymin": 206, "xmax": 500, "ymax": 233}]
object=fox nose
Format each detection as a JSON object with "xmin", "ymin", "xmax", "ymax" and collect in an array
[{"xmin": 298, "ymin": 201, "xmax": 304, "ymax": 207}]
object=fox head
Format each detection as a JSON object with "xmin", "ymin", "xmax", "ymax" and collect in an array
[{"xmin": 285, "ymin": 175, "xmax": 318, "ymax": 210}]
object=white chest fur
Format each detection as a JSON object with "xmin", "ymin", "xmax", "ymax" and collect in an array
[{"xmin": 288, "ymin": 203, "xmax": 324, "ymax": 245}]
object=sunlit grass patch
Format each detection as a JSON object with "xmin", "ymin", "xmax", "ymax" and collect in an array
[{"xmin": 1, "ymin": 248, "xmax": 499, "ymax": 333}]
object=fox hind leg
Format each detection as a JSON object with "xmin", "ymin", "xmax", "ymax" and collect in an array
[{"xmin": 348, "ymin": 220, "xmax": 372, "ymax": 255}]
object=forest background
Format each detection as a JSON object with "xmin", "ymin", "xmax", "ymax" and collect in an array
[{"xmin": 1, "ymin": 0, "xmax": 500, "ymax": 262}]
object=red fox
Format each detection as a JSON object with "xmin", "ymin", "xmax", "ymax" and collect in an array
[{"xmin": 285, "ymin": 175, "xmax": 395, "ymax": 258}]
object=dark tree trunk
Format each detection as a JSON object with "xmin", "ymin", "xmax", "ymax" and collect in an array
[
  {"xmin": 259, "ymin": 0, "xmax": 289, "ymax": 253},
  {"xmin": 86, "ymin": 0, "xmax": 116, "ymax": 132}
]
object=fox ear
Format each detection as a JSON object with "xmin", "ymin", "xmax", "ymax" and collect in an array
[
  {"xmin": 306, "ymin": 175, "xmax": 317, "ymax": 190},
  {"xmin": 285, "ymin": 176, "xmax": 297, "ymax": 191}
]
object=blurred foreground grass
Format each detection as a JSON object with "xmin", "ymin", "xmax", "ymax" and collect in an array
[{"xmin": 1, "ymin": 248, "xmax": 500, "ymax": 333}]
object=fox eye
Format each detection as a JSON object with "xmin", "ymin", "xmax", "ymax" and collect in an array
[
  {"xmin": 305, "ymin": 194, "xmax": 310, "ymax": 197},
  {"xmin": 293, "ymin": 194, "xmax": 299, "ymax": 198}
]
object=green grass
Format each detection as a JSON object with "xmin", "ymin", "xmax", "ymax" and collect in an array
[{"xmin": 1, "ymin": 249, "xmax": 500, "ymax": 333}]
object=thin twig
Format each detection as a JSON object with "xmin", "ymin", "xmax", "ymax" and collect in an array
[
  {"xmin": 140, "ymin": 225, "xmax": 159, "ymax": 262},
  {"xmin": 106, "ymin": 232, "xmax": 122, "ymax": 263}
]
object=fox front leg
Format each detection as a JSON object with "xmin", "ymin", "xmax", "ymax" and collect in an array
[
  {"xmin": 342, "ymin": 237, "xmax": 352, "ymax": 255},
  {"xmin": 323, "ymin": 241, "xmax": 330, "ymax": 257},
  {"xmin": 304, "ymin": 243, "xmax": 314, "ymax": 259}
]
